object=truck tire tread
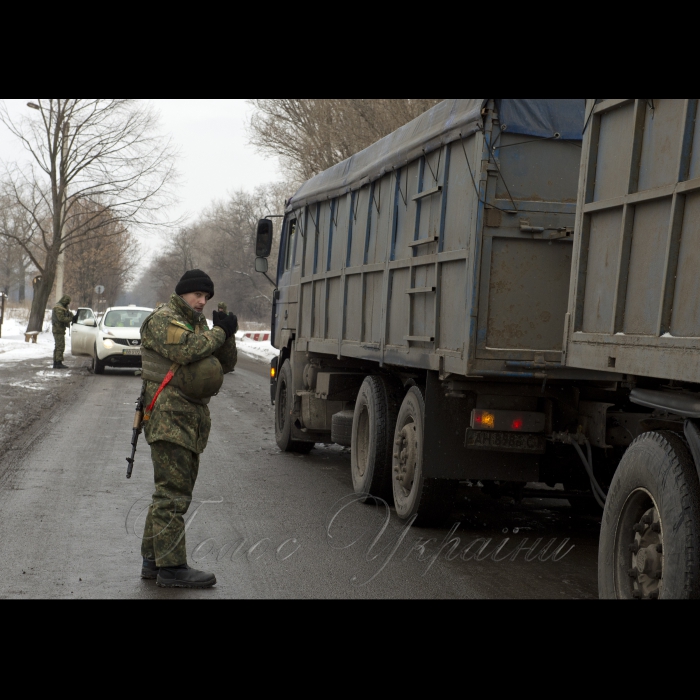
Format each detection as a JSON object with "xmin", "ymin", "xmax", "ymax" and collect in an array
[
  {"xmin": 275, "ymin": 359, "xmax": 315, "ymax": 453},
  {"xmin": 392, "ymin": 385, "xmax": 459, "ymax": 525},
  {"xmin": 351, "ymin": 374, "xmax": 403, "ymax": 503},
  {"xmin": 331, "ymin": 410, "xmax": 354, "ymax": 447},
  {"xmin": 598, "ymin": 430, "xmax": 700, "ymax": 599}
]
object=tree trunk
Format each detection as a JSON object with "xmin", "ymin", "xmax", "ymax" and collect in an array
[
  {"xmin": 27, "ymin": 251, "xmax": 58, "ymax": 333},
  {"xmin": 27, "ymin": 279, "xmax": 52, "ymax": 333}
]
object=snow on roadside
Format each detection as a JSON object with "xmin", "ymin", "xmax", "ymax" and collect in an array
[
  {"xmin": 235, "ymin": 331, "xmax": 277, "ymax": 363},
  {"xmin": 1, "ymin": 317, "xmax": 278, "ymax": 366},
  {"xmin": 0, "ymin": 318, "xmax": 56, "ymax": 363},
  {"xmin": 204, "ymin": 320, "xmax": 276, "ymax": 363}
]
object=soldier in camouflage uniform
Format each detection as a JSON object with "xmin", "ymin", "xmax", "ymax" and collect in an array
[
  {"xmin": 139, "ymin": 269, "xmax": 238, "ymax": 588},
  {"xmin": 52, "ymin": 295, "xmax": 75, "ymax": 369}
]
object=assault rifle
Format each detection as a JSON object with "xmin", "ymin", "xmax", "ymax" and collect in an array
[{"xmin": 126, "ymin": 388, "xmax": 145, "ymax": 479}]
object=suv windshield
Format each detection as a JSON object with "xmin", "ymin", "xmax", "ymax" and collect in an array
[{"xmin": 103, "ymin": 310, "xmax": 151, "ymax": 328}]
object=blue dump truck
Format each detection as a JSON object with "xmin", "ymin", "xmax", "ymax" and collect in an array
[{"xmin": 255, "ymin": 99, "xmax": 700, "ymax": 598}]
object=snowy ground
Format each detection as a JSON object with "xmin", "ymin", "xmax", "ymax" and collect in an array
[
  {"xmin": 234, "ymin": 331, "xmax": 276, "ymax": 363},
  {"xmin": 0, "ymin": 338, "xmax": 88, "ymax": 463},
  {"xmin": 0, "ymin": 318, "xmax": 56, "ymax": 363},
  {"xmin": 204, "ymin": 318, "xmax": 276, "ymax": 363},
  {"xmin": 1, "ymin": 318, "xmax": 277, "ymax": 364}
]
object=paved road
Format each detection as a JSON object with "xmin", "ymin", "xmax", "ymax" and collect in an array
[{"xmin": 0, "ymin": 352, "xmax": 602, "ymax": 598}]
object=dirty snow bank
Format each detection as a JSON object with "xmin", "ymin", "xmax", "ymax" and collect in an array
[{"xmin": 235, "ymin": 331, "xmax": 277, "ymax": 363}]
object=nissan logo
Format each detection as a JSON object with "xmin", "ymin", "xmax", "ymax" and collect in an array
[{"xmin": 130, "ymin": 339, "xmax": 139, "ymax": 346}]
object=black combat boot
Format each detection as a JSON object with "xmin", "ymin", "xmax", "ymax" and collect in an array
[
  {"xmin": 156, "ymin": 564, "xmax": 217, "ymax": 588},
  {"xmin": 141, "ymin": 558, "xmax": 159, "ymax": 580},
  {"xmin": 53, "ymin": 361, "xmax": 68, "ymax": 369}
]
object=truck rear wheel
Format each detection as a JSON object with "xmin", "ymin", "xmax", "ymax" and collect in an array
[
  {"xmin": 598, "ymin": 430, "xmax": 700, "ymax": 599},
  {"xmin": 351, "ymin": 375, "xmax": 402, "ymax": 503},
  {"xmin": 275, "ymin": 359, "xmax": 314, "ymax": 453},
  {"xmin": 392, "ymin": 386, "xmax": 459, "ymax": 525}
]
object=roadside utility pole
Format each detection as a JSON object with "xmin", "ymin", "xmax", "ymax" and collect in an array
[
  {"xmin": 55, "ymin": 120, "xmax": 70, "ymax": 303},
  {"xmin": 0, "ymin": 289, "xmax": 7, "ymax": 339}
]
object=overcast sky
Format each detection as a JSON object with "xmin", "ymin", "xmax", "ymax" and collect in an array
[{"xmin": 0, "ymin": 99, "xmax": 283, "ymax": 265}]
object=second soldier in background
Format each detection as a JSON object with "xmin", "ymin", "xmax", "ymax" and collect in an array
[{"xmin": 52, "ymin": 295, "xmax": 76, "ymax": 369}]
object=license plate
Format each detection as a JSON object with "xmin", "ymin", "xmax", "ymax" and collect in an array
[
  {"xmin": 464, "ymin": 429, "xmax": 546, "ymax": 454},
  {"xmin": 122, "ymin": 348, "xmax": 141, "ymax": 356}
]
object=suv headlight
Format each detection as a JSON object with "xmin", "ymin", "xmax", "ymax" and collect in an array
[{"xmin": 103, "ymin": 338, "xmax": 114, "ymax": 349}]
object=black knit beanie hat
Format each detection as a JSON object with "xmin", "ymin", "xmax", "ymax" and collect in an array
[{"xmin": 175, "ymin": 269, "xmax": 214, "ymax": 299}]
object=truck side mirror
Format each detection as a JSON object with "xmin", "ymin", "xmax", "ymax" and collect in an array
[
  {"xmin": 256, "ymin": 218, "xmax": 274, "ymax": 258},
  {"xmin": 255, "ymin": 257, "xmax": 268, "ymax": 273}
]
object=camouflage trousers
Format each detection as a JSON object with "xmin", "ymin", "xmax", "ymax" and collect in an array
[
  {"xmin": 53, "ymin": 332, "xmax": 66, "ymax": 362},
  {"xmin": 141, "ymin": 440, "xmax": 200, "ymax": 567}
]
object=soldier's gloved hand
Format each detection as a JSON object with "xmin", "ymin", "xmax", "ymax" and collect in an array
[
  {"xmin": 212, "ymin": 310, "xmax": 236, "ymax": 339},
  {"xmin": 228, "ymin": 313, "xmax": 238, "ymax": 334},
  {"xmin": 72, "ymin": 312, "xmax": 79, "ymax": 324}
]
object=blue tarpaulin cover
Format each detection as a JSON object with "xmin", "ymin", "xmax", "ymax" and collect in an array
[
  {"xmin": 288, "ymin": 99, "xmax": 584, "ymax": 211},
  {"xmin": 496, "ymin": 99, "xmax": 585, "ymax": 141}
]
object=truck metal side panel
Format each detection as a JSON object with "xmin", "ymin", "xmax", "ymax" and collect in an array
[
  {"xmin": 565, "ymin": 99, "xmax": 700, "ymax": 382},
  {"xmin": 276, "ymin": 99, "xmax": 584, "ymax": 379}
]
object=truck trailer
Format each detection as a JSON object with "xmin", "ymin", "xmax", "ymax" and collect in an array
[{"xmin": 254, "ymin": 98, "xmax": 700, "ymax": 599}]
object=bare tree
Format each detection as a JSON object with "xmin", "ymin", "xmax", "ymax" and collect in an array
[
  {"xmin": 200, "ymin": 182, "xmax": 288, "ymax": 319},
  {"xmin": 63, "ymin": 201, "xmax": 139, "ymax": 308},
  {"xmin": 0, "ymin": 99, "xmax": 179, "ymax": 332},
  {"xmin": 247, "ymin": 99, "xmax": 442, "ymax": 182},
  {"xmin": 0, "ymin": 193, "xmax": 39, "ymax": 301},
  {"xmin": 130, "ymin": 181, "xmax": 289, "ymax": 322},
  {"xmin": 145, "ymin": 226, "xmax": 202, "ymax": 304}
]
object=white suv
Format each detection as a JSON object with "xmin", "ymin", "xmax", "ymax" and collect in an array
[{"xmin": 70, "ymin": 305, "xmax": 152, "ymax": 373}]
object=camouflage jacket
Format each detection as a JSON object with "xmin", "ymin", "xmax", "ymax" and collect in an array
[
  {"xmin": 51, "ymin": 296, "xmax": 73, "ymax": 334},
  {"xmin": 141, "ymin": 293, "xmax": 238, "ymax": 453}
]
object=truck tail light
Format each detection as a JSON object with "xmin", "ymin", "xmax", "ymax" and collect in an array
[
  {"xmin": 470, "ymin": 409, "xmax": 545, "ymax": 433},
  {"xmin": 474, "ymin": 411, "xmax": 495, "ymax": 428}
]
